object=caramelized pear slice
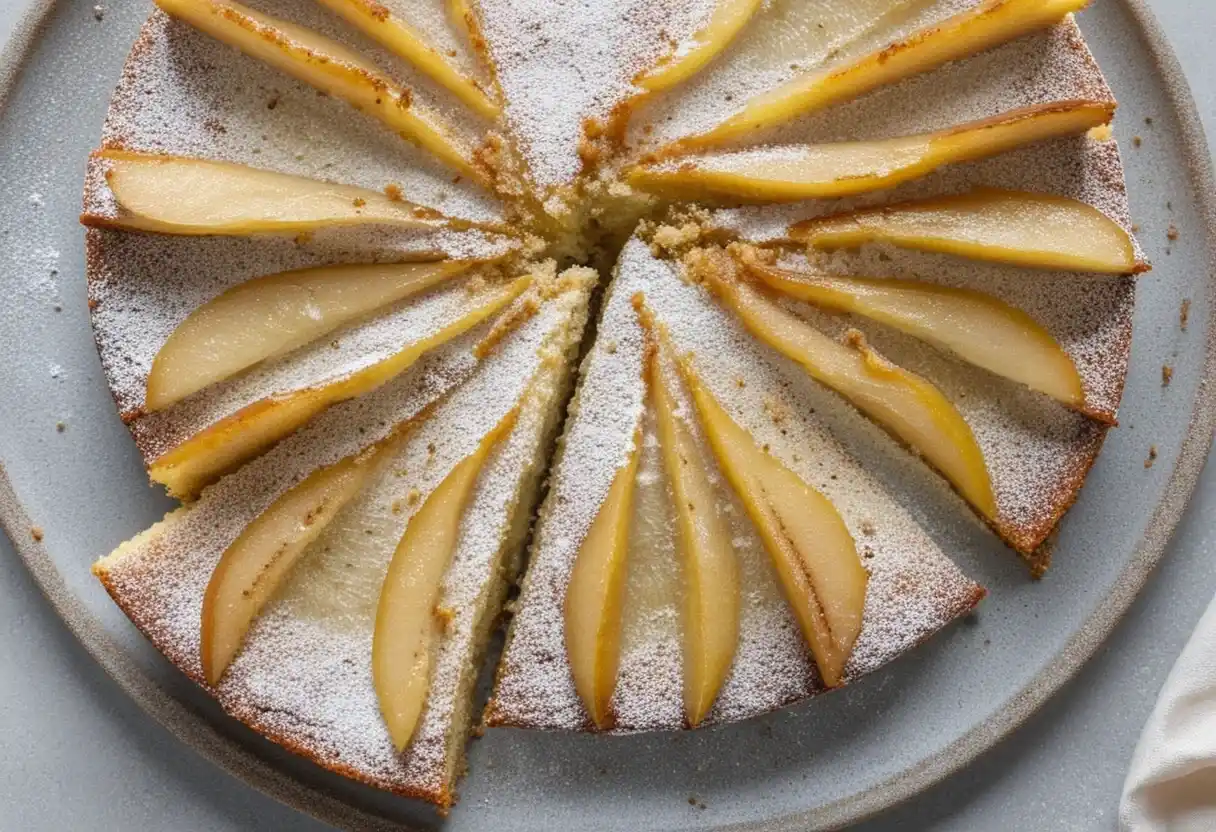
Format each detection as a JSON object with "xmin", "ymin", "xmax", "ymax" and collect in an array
[
  {"xmin": 149, "ymin": 276, "xmax": 530, "ymax": 499},
  {"xmin": 700, "ymin": 256, "xmax": 995, "ymax": 519},
  {"xmin": 564, "ymin": 433, "xmax": 643, "ymax": 730},
  {"xmin": 791, "ymin": 188, "xmax": 1143, "ymax": 274},
  {"xmin": 154, "ymin": 0, "xmax": 483, "ymax": 181},
  {"xmin": 200, "ymin": 451, "xmax": 374, "ymax": 685},
  {"xmin": 669, "ymin": 0, "xmax": 1089, "ymax": 150},
  {"xmin": 665, "ymin": 331, "xmax": 866, "ymax": 687},
  {"xmin": 315, "ymin": 0, "xmax": 498, "ymax": 119},
  {"xmin": 93, "ymin": 150, "xmax": 445, "ymax": 236},
  {"xmin": 373, "ymin": 405, "xmax": 519, "ymax": 750},
  {"xmin": 645, "ymin": 328, "xmax": 739, "ymax": 727},
  {"xmin": 747, "ymin": 261, "xmax": 1089, "ymax": 415},
  {"xmin": 633, "ymin": 0, "xmax": 763, "ymax": 95},
  {"xmin": 631, "ymin": 101, "xmax": 1112, "ymax": 201},
  {"xmin": 147, "ymin": 261, "xmax": 476, "ymax": 411}
]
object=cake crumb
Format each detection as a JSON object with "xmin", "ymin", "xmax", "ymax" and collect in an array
[
  {"xmin": 30, "ymin": 526, "xmax": 43, "ymax": 542},
  {"xmin": 384, "ymin": 183, "xmax": 404, "ymax": 202},
  {"xmin": 406, "ymin": 488, "xmax": 421, "ymax": 506},
  {"xmin": 1162, "ymin": 365, "xmax": 1173, "ymax": 386},
  {"xmin": 1167, "ymin": 224, "xmax": 1179, "ymax": 241},
  {"xmin": 55, "ymin": 421, "xmax": 66, "ymax": 433},
  {"xmin": 1132, "ymin": 136, "xmax": 1141, "ymax": 147},
  {"xmin": 1144, "ymin": 446, "xmax": 1158, "ymax": 469},
  {"xmin": 1180, "ymin": 299, "xmax": 1191, "ymax": 331},
  {"xmin": 93, "ymin": 4, "xmax": 105, "ymax": 21}
]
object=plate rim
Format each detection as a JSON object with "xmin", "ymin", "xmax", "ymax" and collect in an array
[{"xmin": 1, "ymin": 1, "xmax": 1213, "ymax": 830}]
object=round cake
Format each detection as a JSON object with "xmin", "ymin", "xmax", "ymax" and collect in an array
[{"xmin": 83, "ymin": 0, "xmax": 1145, "ymax": 811}]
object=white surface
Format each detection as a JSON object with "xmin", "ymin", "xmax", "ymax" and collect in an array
[
  {"xmin": 0, "ymin": 1, "xmax": 1214, "ymax": 830},
  {"xmin": 1121, "ymin": 596, "xmax": 1216, "ymax": 831}
]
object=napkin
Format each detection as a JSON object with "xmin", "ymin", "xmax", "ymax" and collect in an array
[{"xmin": 1120, "ymin": 595, "xmax": 1216, "ymax": 831}]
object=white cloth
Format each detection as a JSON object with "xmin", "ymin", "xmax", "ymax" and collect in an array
[{"xmin": 1120, "ymin": 596, "xmax": 1216, "ymax": 831}]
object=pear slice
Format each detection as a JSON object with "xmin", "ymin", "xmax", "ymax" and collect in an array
[
  {"xmin": 91, "ymin": 150, "xmax": 446, "ymax": 236},
  {"xmin": 147, "ymin": 261, "xmax": 477, "ymax": 411},
  {"xmin": 373, "ymin": 405, "xmax": 519, "ymax": 750},
  {"xmin": 665, "ymin": 0, "xmax": 1089, "ymax": 151},
  {"xmin": 149, "ymin": 276, "xmax": 530, "ymax": 499},
  {"xmin": 746, "ymin": 260, "xmax": 1091, "ymax": 416},
  {"xmin": 632, "ymin": 0, "xmax": 763, "ymax": 95},
  {"xmin": 647, "ymin": 311, "xmax": 866, "ymax": 687},
  {"xmin": 645, "ymin": 325, "xmax": 739, "ymax": 727},
  {"xmin": 697, "ymin": 254, "xmax": 995, "ymax": 519},
  {"xmin": 153, "ymin": 0, "xmax": 483, "ymax": 182},
  {"xmin": 315, "ymin": 0, "xmax": 499, "ymax": 119},
  {"xmin": 630, "ymin": 101, "xmax": 1113, "ymax": 201},
  {"xmin": 200, "ymin": 451, "xmax": 374, "ymax": 686},
  {"xmin": 564, "ymin": 432, "xmax": 643, "ymax": 730},
  {"xmin": 790, "ymin": 188, "xmax": 1143, "ymax": 274}
]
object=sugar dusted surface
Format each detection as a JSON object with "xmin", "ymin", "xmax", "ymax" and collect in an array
[
  {"xmin": 97, "ymin": 286, "xmax": 589, "ymax": 799},
  {"xmin": 489, "ymin": 238, "xmax": 983, "ymax": 731}
]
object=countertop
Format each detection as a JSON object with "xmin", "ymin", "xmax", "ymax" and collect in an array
[{"xmin": 1, "ymin": 1, "xmax": 1213, "ymax": 829}]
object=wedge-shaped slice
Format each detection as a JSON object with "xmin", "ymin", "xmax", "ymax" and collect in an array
[
  {"xmin": 666, "ymin": 0, "xmax": 1089, "ymax": 151},
  {"xmin": 699, "ymin": 255, "xmax": 995, "ymax": 519},
  {"xmin": 791, "ymin": 188, "xmax": 1143, "ymax": 274},
  {"xmin": 632, "ymin": 0, "xmax": 762, "ymax": 95},
  {"xmin": 564, "ymin": 432, "xmax": 643, "ymax": 730},
  {"xmin": 200, "ymin": 451, "xmax": 374, "ymax": 685},
  {"xmin": 373, "ymin": 405, "xmax": 518, "ymax": 750},
  {"xmin": 154, "ymin": 0, "xmax": 483, "ymax": 181},
  {"xmin": 746, "ymin": 260, "xmax": 1090, "ymax": 416},
  {"xmin": 90, "ymin": 150, "xmax": 446, "ymax": 236},
  {"xmin": 631, "ymin": 102, "xmax": 1112, "ymax": 201},
  {"xmin": 661, "ymin": 323, "xmax": 867, "ymax": 687},
  {"xmin": 147, "ymin": 261, "xmax": 477, "ymax": 411},
  {"xmin": 316, "ymin": 0, "xmax": 498, "ymax": 119},
  {"xmin": 150, "ymin": 276, "xmax": 530, "ymax": 499},
  {"xmin": 646, "ymin": 330, "xmax": 739, "ymax": 727}
]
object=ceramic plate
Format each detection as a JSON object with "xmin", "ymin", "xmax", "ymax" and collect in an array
[{"xmin": 1, "ymin": 1, "xmax": 1213, "ymax": 829}]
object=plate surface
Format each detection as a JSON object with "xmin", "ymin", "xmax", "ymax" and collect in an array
[{"xmin": 0, "ymin": 2, "xmax": 1213, "ymax": 831}]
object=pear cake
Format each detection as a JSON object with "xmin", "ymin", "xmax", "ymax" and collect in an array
[{"xmin": 84, "ymin": 0, "xmax": 1144, "ymax": 810}]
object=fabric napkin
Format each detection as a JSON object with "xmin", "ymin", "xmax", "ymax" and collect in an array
[{"xmin": 1120, "ymin": 595, "xmax": 1216, "ymax": 831}]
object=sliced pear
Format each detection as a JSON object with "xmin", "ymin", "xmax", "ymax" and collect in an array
[
  {"xmin": 790, "ymin": 188, "xmax": 1143, "ymax": 274},
  {"xmin": 642, "ymin": 307, "xmax": 866, "ymax": 687},
  {"xmin": 632, "ymin": 0, "xmax": 763, "ymax": 95},
  {"xmin": 666, "ymin": 0, "xmax": 1089, "ymax": 151},
  {"xmin": 147, "ymin": 261, "xmax": 476, "ymax": 411},
  {"xmin": 631, "ymin": 101, "xmax": 1113, "ymax": 201},
  {"xmin": 315, "ymin": 0, "xmax": 498, "ymax": 119},
  {"xmin": 149, "ymin": 276, "xmax": 530, "ymax": 499},
  {"xmin": 200, "ymin": 451, "xmax": 374, "ymax": 685},
  {"xmin": 746, "ymin": 260, "xmax": 1089, "ymax": 415},
  {"xmin": 564, "ymin": 433, "xmax": 643, "ymax": 730},
  {"xmin": 646, "ymin": 332, "xmax": 739, "ymax": 727},
  {"xmin": 697, "ymin": 255, "xmax": 995, "ymax": 519},
  {"xmin": 373, "ymin": 405, "xmax": 518, "ymax": 750},
  {"xmin": 91, "ymin": 150, "xmax": 446, "ymax": 236},
  {"xmin": 154, "ymin": 0, "xmax": 483, "ymax": 181}
]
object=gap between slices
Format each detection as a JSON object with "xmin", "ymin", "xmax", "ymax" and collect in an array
[
  {"xmin": 153, "ymin": 0, "xmax": 486, "ymax": 183},
  {"xmin": 633, "ymin": 296, "xmax": 868, "ymax": 688},
  {"xmin": 88, "ymin": 150, "xmax": 456, "ymax": 236},
  {"xmin": 147, "ymin": 261, "xmax": 481, "ymax": 411},
  {"xmin": 790, "ymin": 188, "xmax": 1145, "ymax": 274},
  {"xmin": 629, "ymin": 101, "xmax": 1113, "ymax": 202},
  {"xmin": 373, "ymin": 404, "xmax": 520, "ymax": 750},
  {"xmin": 691, "ymin": 249, "xmax": 996, "ymax": 521},
  {"xmin": 740, "ymin": 254, "xmax": 1100, "ymax": 420},
  {"xmin": 564, "ymin": 427, "xmax": 643, "ymax": 730},
  {"xmin": 200, "ymin": 448, "xmax": 377, "ymax": 686},
  {"xmin": 149, "ymin": 275, "xmax": 531, "ymax": 499},
  {"xmin": 316, "ymin": 0, "xmax": 499, "ymax": 119},
  {"xmin": 662, "ymin": 0, "xmax": 1091, "ymax": 153},
  {"xmin": 631, "ymin": 0, "xmax": 763, "ymax": 96},
  {"xmin": 643, "ymin": 311, "xmax": 740, "ymax": 727}
]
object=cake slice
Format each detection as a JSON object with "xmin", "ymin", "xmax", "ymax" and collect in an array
[
  {"xmin": 95, "ymin": 267, "xmax": 592, "ymax": 807},
  {"xmin": 487, "ymin": 236, "xmax": 985, "ymax": 732}
]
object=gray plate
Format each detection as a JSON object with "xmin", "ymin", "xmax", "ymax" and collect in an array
[{"xmin": 1, "ymin": 2, "xmax": 1213, "ymax": 830}]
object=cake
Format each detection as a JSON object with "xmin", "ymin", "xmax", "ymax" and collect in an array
[{"xmin": 83, "ymin": 0, "xmax": 1143, "ymax": 810}]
